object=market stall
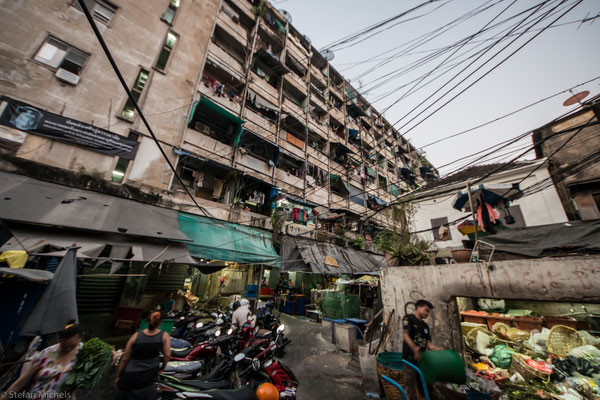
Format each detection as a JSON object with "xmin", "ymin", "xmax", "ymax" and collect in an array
[{"xmin": 450, "ymin": 297, "xmax": 600, "ymax": 399}]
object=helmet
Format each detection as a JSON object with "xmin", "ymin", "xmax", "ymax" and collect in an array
[
  {"xmin": 232, "ymin": 301, "xmax": 241, "ymax": 310},
  {"xmin": 240, "ymin": 298, "xmax": 250, "ymax": 307},
  {"xmin": 256, "ymin": 382, "xmax": 279, "ymax": 400}
]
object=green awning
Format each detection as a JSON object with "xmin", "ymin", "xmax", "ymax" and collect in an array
[
  {"xmin": 390, "ymin": 184, "xmax": 400, "ymax": 197},
  {"xmin": 189, "ymin": 96, "xmax": 245, "ymax": 126},
  {"xmin": 365, "ymin": 166, "xmax": 377, "ymax": 178},
  {"xmin": 330, "ymin": 174, "xmax": 349, "ymax": 195},
  {"xmin": 177, "ymin": 212, "xmax": 280, "ymax": 266}
]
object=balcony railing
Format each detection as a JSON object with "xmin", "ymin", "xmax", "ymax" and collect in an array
[
  {"xmin": 198, "ymin": 83, "xmax": 242, "ymax": 116},
  {"xmin": 217, "ymin": 12, "xmax": 248, "ymax": 46},
  {"xmin": 229, "ymin": 0, "xmax": 255, "ymax": 20},
  {"xmin": 284, "ymin": 72, "xmax": 307, "ymax": 95},
  {"xmin": 207, "ymin": 42, "xmax": 245, "ymax": 81},
  {"xmin": 249, "ymin": 72, "xmax": 280, "ymax": 104},
  {"xmin": 243, "ymin": 108, "xmax": 277, "ymax": 137}
]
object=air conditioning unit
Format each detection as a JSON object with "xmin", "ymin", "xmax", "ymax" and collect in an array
[
  {"xmin": 55, "ymin": 68, "xmax": 80, "ymax": 85},
  {"xmin": 194, "ymin": 121, "xmax": 210, "ymax": 134}
]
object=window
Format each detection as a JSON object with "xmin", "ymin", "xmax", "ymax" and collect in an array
[
  {"xmin": 73, "ymin": 0, "xmax": 117, "ymax": 25},
  {"xmin": 120, "ymin": 69, "xmax": 149, "ymax": 119},
  {"xmin": 155, "ymin": 31, "xmax": 178, "ymax": 71},
  {"xmin": 161, "ymin": 0, "xmax": 181, "ymax": 24},
  {"xmin": 34, "ymin": 36, "xmax": 89, "ymax": 75},
  {"xmin": 111, "ymin": 131, "xmax": 139, "ymax": 183},
  {"xmin": 349, "ymin": 185, "xmax": 365, "ymax": 206},
  {"xmin": 431, "ymin": 217, "xmax": 451, "ymax": 241},
  {"xmin": 378, "ymin": 174, "xmax": 388, "ymax": 191}
]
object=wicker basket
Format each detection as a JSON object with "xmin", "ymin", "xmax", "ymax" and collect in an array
[
  {"xmin": 508, "ymin": 353, "xmax": 551, "ymax": 380},
  {"xmin": 546, "ymin": 325, "xmax": 586, "ymax": 357},
  {"xmin": 465, "ymin": 327, "xmax": 492, "ymax": 351},
  {"xmin": 377, "ymin": 353, "xmax": 405, "ymax": 400}
]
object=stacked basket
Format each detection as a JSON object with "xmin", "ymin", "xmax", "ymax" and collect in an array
[{"xmin": 377, "ymin": 352, "xmax": 405, "ymax": 400}]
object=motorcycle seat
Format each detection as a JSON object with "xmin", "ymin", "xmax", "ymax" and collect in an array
[
  {"xmin": 180, "ymin": 379, "xmax": 230, "ymax": 390},
  {"xmin": 201, "ymin": 386, "xmax": 257, "ymax": 400},
  {"xmin": 171, "ymin": 337, "xmax": 192, "ymax": 348},
  {"xmin": 171, "ymin": 347, "xmax": 193, "ymax": 358},
  {"xmin": 164, "ymin": 361, "xmax": 203, "ymax": 373}
]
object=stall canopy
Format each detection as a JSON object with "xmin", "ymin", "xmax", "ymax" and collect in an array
[
  {"xmin": 0, "ymin": 227, "xmax": 197, "ymax": 265},
  {"xmin": 452, "ymin": 183, "xmax": 521, "ymax": 212},
  {"xmin": 178, "ymin": 212, "xmax": 281, "ymax": 267},
  {"xmin": 0, "ymin": 171, "xmax": 190, "ymax": 242},
  {"xmin": 280, "ymin": 236, "xmax": 384, "ymax": 275},
  {"xmin": 482, "ymin": 220, "xmax": 600, "ymax": 257}
]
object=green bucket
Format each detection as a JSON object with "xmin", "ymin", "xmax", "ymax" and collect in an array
[
  {"xmin": 377, "ymin": 352, "xmax": 404, "ymax": 370},
  {"xmin": 418, "ymin": 349, "xmax": 466, "ymax": 385}
]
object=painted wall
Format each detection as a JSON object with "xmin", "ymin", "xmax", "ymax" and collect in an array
[
  {"xmin": 379, "ymin": 257, "xmax": 600, "ymax": 352},
  {"xmin": 412, "ymin": 160, "xmax": 568, "ymax": 250}
]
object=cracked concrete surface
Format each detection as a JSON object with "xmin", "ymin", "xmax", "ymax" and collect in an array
[{"xmin": 280, "ymin": 313, "xmax": 367, "ymax": 400}]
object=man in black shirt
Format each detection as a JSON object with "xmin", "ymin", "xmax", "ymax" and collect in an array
[{"xmin": 402, "ymin": 299, "xmax": 442, "ymax": 400}]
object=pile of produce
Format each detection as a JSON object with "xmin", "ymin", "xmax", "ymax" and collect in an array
[
  {"xmin": 61, "ymin": 338, "xmax": 114, "ymax": 392},
  {"xmin": 459, "ymin": 319, "xmax": 600, "ymax": 399}
]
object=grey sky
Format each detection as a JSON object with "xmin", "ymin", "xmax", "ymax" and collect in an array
[{"xmin": 276, "ymin": 0, "xmax": 600, "ymax": 173}]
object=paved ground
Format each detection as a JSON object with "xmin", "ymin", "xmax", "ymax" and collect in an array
[{"xmin": 280, "ymin": 313, "xmax": 367, "ymax": 400}]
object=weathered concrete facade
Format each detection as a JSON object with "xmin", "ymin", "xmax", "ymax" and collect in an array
[
  {"xmin": 0, "ymin": 0, "xmax": 438, "ymax": 240},
  {"xmin": 380, "ymin": 257, "xmax": 600, "ymax": 352},
  {"xmin": 533, "ymin": 96, "xmax": 600, "ymax": 220}
]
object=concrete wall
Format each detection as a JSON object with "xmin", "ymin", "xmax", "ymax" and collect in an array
[
  {"xmin": 0, "ymin": 0, "xmax": 220, "ymax": 188},
  {"xmin": 379, "ymin": 257, "xmax": 600, "ymax": 352},
  {"xmin": 413, "ymin": 160, "xmax": 568, "ymax": 250}
]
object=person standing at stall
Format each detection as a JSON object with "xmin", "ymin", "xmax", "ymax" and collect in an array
[
  {"xmin": 1, "ymin": 323, "xmax": 84, "ymax": 399},
  {"xmin": 114, "ymin": 312, "xmax": 170, "ymax": 400},
  {"xmin": 402, "ymin": 299, "xmax": 442, "ymax": 400}
]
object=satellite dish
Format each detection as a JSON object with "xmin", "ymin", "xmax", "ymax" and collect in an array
[
  {"xmin": 322, "ymin": 49, "xmax": 335, "ymax": 61},
  {"xmin": 563, "ymin": 90, "xmax": 589, "ymax": 106},
  {"xmin": 279, "ymin": 9, "xmax": 292, "ymax": 23}
]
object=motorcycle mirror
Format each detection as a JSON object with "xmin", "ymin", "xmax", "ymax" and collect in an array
[
  {"xmin": 277, "ymin": 324, "xmax": 285, "ymax": 334},
  {"xmin": 215, "ymin": 329, "xmax": 221, "ymax": 337},
  {"xmin": 179, "ymin": 316, "xmax": 185, "ymax": 320},
  {"xmin": 195, "ymin": 322, "xmax": 203, "ymax": 329},
  {"xmin": 227, "ymin": 328, "xmax": 233, "ymax": 336},
  {"xmin": 234, "ymin": 353, "xmax": 245, "ymax": 363}
]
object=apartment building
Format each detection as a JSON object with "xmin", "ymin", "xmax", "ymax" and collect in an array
[{"xmin": 0, "ymin": 0, "xmax": 437, "ymax": 241}]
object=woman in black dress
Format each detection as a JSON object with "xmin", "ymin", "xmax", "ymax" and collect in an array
[{"xmin": 114, "ymin": 312, "xmax": 171, "ymax": 399}]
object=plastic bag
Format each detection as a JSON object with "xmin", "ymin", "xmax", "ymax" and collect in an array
[
  {"xmin": 568, "ymin": 345, "xmax": 600, "ymax": 362},
  {"xmin": 490, "ymin": 344, "xmax": 514, "ymax": 369},
  {"xmin": 476, "ymin": 330, "xmax": 493, "ymax": 355},
  {"xmin": 527, "ymin": 328, "xmax": 550, "ymax": 353}
]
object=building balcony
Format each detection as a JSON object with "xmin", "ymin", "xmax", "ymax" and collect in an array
[
  {"xmin": 306, "ymin": 145, "xmax": 328, "ymax": 166},
  {"xmin": 330, "ymin": 193, "xmax": 348, "ymax": 209},
  {"xmin": 306, "ymin": 187, "xmax": 328, "ymax": 205},
  {"xmin": 283, "ymin": 72, "xmax": 307, "ymax": 95},
  {"xmin": 243, "ymin": 108, "xmax": 278, "ymax": 138},
  {"xmin": 237, "ymin": 152, "xmax": 272, "ymax": 178},
  {"xmin": 308, "ymin": 117, "xmax": 328, "ymax": 140},
  {"xmin": 198, "ymin": 84, "xmax": 242, "ymax": 117},
  {"xmin": 207, "ymin": 42, "xmax": 245, "ymax": 81},
  {"xmin": 279, "ymin": 134, "xmax": 306, "ymax": 159},
  {"xmin": 330, "ymin": 84, "xmax": 344, "ymax": 101},
  {"xmin": 329, "ymin": 106, "xmax": 344, "ymax": 125},
  {"xmin": 282, "ymin": 96, "xmax": 306, "ymax": 120},
  {"xmin": 310, "ymin": 93, "xmax": 327, "ymax": 113},
  {"xmin": 310, "ymin": 65, "xmax": 327, "ymax": 87},
  {"xmin": 286, "ymin": 39, "xmax": 309, "ymax": 67},
  {"xmin": 349, "ymin": 202, "xmax": 367, "ymax": 215},
  {"xmin": 276, "ymin": 168, "xmax": 305, "ymax": 190},
  {"xmin": 217, "ymin": 12, "xmax": 248, "ymax": 47},
  {"xmin": 229, "ymin": 0, "xmax": 255, "ymax": 21},
  {"xmin": 249, "ymin": 73, "xmax": 280, "ymax": 105},
  {"xmin": 183, "ymin": 129, "xmax": 235, "ymax": 166}
]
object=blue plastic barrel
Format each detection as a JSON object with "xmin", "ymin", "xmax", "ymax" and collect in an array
[{"xmin": 345, "ymin": 318, "xmax": 368, "ymax": 339}]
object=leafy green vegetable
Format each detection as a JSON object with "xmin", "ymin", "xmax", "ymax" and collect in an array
[{"xmin": 60, "ymin": 338, "xmax": 113, "ymax": 392}]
